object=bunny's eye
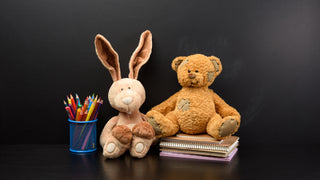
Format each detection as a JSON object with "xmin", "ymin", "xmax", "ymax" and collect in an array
[
  {"xmin": 128, "ymin": 87, "xmax": 131, "ymax": 89},
  {"xmin": 121, "ymin": 88, "xmax": 124, "ymax": 91}
]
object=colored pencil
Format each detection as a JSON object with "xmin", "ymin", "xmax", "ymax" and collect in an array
[
  {"xmin": 75, "ymin": 108, "xmax": 81, "ymax": 121},
  {"xmin": 85, "ymin": 97, "xmax": 97, "ymax": 121},
  {"xmin": 82, "ymin": 99, "xmax": 89, "ymax": 114},
  {"xmin": 76, "ymin": 94, "xmax": 80, "ymax": 106},
  {"xmin": 65, "ymin": 106, "xmax": 72, "ymax": 119},
  {"xmin": 93, "ymin": 100, "xmax": 103, "ymax": 120},
  {"xmin": 70, "ymin": 94, "xmax": 77, "ymax": 111},
  {"xmin": 90, "ymin": 99, "xmax": 100, "ymax": 120},
  {"xmin": 81, "ymin": 110, "xmax": 88, "ymax": 121},
  {"xmin": 66, "ymin": 106, "xmax": 74, "ymax": 120},
  {"xmin": 67, "ymin": 96, "xmax": 72, "ymax": 106},
  {"xmin": 78, "ymin": 110, "xmax": 83, "ymax": 122},
  {"xmin": 69, "ymin": 104, "xmax": 75, "ymax": 118},
  {"xmin": 63, "ymin": 100, "xmax": 68, "ymax": 107}
]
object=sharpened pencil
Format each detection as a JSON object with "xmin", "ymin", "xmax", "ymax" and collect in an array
[
  {"xmin": 93, "ymin": 100, "xmax": 103, "ymax": 120},
  {"xmin": 86, "ymin": 97, "xmax": 97, "ymax": 121},
  {"xmin": 90, "ymin": 99, "xmax": 100, "ymax": 120},
  {"xmin": 70, "ymin": 94, "xmax": 77, "ymax": 111},
  {"xmin": 63, "ymin": 100, "xmax": 68, "ymax": 107}
]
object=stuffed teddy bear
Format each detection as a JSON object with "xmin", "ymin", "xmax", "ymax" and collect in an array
[
  {"xmin": 146, "ymin": 54, "xmax": 240, "ymax": 140},
  {"xmin": 95, "ymin": 30, "xmax": 155, "ymax": 158}
]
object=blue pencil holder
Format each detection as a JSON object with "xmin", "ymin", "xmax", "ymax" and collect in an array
[{"xmin": 68, "ymin": 119, "xmax": 98, "ymax": 153}]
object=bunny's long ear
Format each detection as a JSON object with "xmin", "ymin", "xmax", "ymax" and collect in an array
[
  {"xmin": 128, "ymin": 30, "xmax": 152, "ymax": 79},
  {"xmin": 95, "ymin": 34, "xmax": 121, "ymax": 82}
]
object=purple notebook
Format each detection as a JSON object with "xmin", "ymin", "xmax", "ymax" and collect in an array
[{"xmin": 160, "ymin": 148, "xmax": 238, "ymax": 162}]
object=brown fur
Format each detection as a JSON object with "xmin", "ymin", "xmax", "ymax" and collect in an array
[
  {"xmin": 146, "ymin": 54, "xmax": 241, "ymax": 140},
  {"xmin": 132, "ymin": 122, "xmax": 155, "ymax": 139},
  {"xmin": 112, "ymin": 125, "xmax": 133, "ymax": 144}
]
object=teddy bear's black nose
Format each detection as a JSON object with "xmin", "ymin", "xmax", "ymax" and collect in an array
[{"xmin": 189, "ymin": 73, "xmax": 196, "ymax": 79}]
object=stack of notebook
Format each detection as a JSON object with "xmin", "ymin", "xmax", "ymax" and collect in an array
[{"xmin": 159, "ymin": 133, "xmax": 239, "ymax": 162}]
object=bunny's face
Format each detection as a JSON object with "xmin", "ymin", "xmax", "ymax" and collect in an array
[{"xmin": 108, "ymin": 78, "xmax": 146, "ymax": 113}]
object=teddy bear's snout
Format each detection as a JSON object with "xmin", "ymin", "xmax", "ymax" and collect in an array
[{"xmin": 188, "ymin": 73, "xmax": 196, "ymax": 79}]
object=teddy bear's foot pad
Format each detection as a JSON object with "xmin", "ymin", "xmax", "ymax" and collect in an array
[{"xmin": 219, "ymin": 119, "xmax": 238, "ymax": 137}]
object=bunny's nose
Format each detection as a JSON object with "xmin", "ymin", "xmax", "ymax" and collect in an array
[{"xmin": 122, "ymin": 97, "xmax": 133, "ymax": 105}]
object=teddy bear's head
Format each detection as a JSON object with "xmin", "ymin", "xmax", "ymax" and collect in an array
[{"xmin": 171, "ymin": 54, "xmax": 222, "ymax": 87}]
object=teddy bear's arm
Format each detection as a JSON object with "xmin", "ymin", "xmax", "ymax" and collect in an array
[
  {"xmin": 150, "ymin": 92, "xmax": 179, "ymax": 115},
  {"xmin": 212, "ymin": 91, "xmax": 240, "ymax": 118}
]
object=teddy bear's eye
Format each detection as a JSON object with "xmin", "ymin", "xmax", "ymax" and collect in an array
[
  {"xmin": 195, "ymin": 70, "xmax": 199, "ymax": 73},
  {"xmin": 128, "ymin": 87, "xmax": 131, "ymax": 89},
  {"xmin": 188, "ymin": 70, "xmax": 191, "ymax": 73},
  {"xmin": 121, "ymin": 88, "xmax": 124, "ymax": 91}
]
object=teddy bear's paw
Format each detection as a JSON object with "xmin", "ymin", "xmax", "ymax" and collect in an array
[
  {"xmin": 132, "ymin": 122, "xmax": 155, "ymax": 139},
  {"xmin": 146, "ymin": 111, "xmax": 163, "ymax": 136},
  {"xmin": 102, "ymin": 137, "xmax": 130, "ymax": 159},
  {"xmin": 129, "ymin": 136, "xmax": 153, "ymax": 158},
  {"xmin": 111, "ymin": 125, "xmax": 133, "ymax": 144},
  {"xmin": 219, "ymin": 119, "xmax": 238, "ymax": 137}
]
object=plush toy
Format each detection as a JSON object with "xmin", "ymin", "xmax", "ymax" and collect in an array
[
  {"xmin": 146, "ymin": 54, "xmax": 240, "ymax": 140},
  {"xmin": 95, "ymin": 30, "xmax": 155, "ymax": 158}
]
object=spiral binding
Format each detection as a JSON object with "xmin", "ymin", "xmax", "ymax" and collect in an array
[{"xmin": 160, "ymin": 141, "xmax": 238, "ymax": 152}]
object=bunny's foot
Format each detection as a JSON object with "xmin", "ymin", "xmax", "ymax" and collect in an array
[
  {"xmin": 129, "ymin": 122, "xmax": 155, "ymax": 158},
  {"xmin": 102, "ymin": 125, "xmax": 132, "ymax": 159}
]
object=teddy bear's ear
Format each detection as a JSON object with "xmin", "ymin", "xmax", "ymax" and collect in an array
[
  {"xmin": 171, "ymin": 56, "xmax": 187, "ymax": 71},
  {"xmin": 209, "ymin": 56, "xmax": 222, "ymax": 76}
]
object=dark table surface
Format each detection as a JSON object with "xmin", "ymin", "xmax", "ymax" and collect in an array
[{"xmin": 1, "ymin": 144, "xmax": 319, "ymax": 180}]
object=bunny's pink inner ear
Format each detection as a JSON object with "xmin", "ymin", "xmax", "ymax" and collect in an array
[
  {"xmin": 128, "ymin": 30, "xmax": 152, "ymax": 79},
  {"xmin": 95, "ymin": 34, "xmax": 121, "ymax": 82}
]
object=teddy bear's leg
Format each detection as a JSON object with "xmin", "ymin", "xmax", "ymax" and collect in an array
[
  {"xmin": 146, "ymin": 110, "xmax": 179, "ymax": 138},
  {"xmin": 207, "ymin": 114, "xmax": 240, "ymax": 140},
  {"xmin": 129, "ymin": 122, "xmax": 155, "ymax": 158},
  {"xmin": 102, "ymin": 125, "xmax": 132, "ymax": 159}
]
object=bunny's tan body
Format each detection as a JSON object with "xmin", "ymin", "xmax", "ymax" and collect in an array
[{"xmin": 95, "ymin": 31, "xmax": 155, "ymax": 159}]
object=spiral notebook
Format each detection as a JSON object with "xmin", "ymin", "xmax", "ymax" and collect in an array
[
  {"xmin": 160, "ymin": 148, "xmax": 238, "ymax": 162},
  {"xmin": 159, "ymin": 133, "xmax": 239, "ymax": 157}
]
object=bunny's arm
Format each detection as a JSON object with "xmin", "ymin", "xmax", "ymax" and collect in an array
[
  {"xmin": 212, "ymin": 91, "xmax": 241, "ymax": 120},
  {"xmin": 100, "ymin": 116, "xmax": 120, "ymax": 147},
  {"xmin": 150, "ymin": 92, "xmax": 179, "ymax": 116}
]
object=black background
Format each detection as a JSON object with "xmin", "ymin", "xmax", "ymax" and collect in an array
[{"xmin": 1, "ymin": 0, "xmax": 320, "ymax": 145}]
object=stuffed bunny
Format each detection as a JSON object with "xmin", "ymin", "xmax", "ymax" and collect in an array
[{"xmin": 95, "ymin": 30, "xmax": 155, "ymax": 159}]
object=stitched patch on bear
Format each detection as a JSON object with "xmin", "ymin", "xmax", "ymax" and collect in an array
[
  {"xmin": 219, "ymin": 119, "xmax": 238, "ymax": 137},
  {"xmin": 211, "ymin": 60, "xmax": 220, "ymax": 72},
  {"xmin": 179, "ymin": 59, "xmax": 189, "ymax": 69},
  {"xmin": 147, "ymin": 116, "xmax": 162, "ymax": 135},
  {"xmin": 207, "ymin": 71, "xmax": 214, "ymax": 82},
  {"xmin": 177, "ymin": 98, "xmax": 190, "ymax": 111}
]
